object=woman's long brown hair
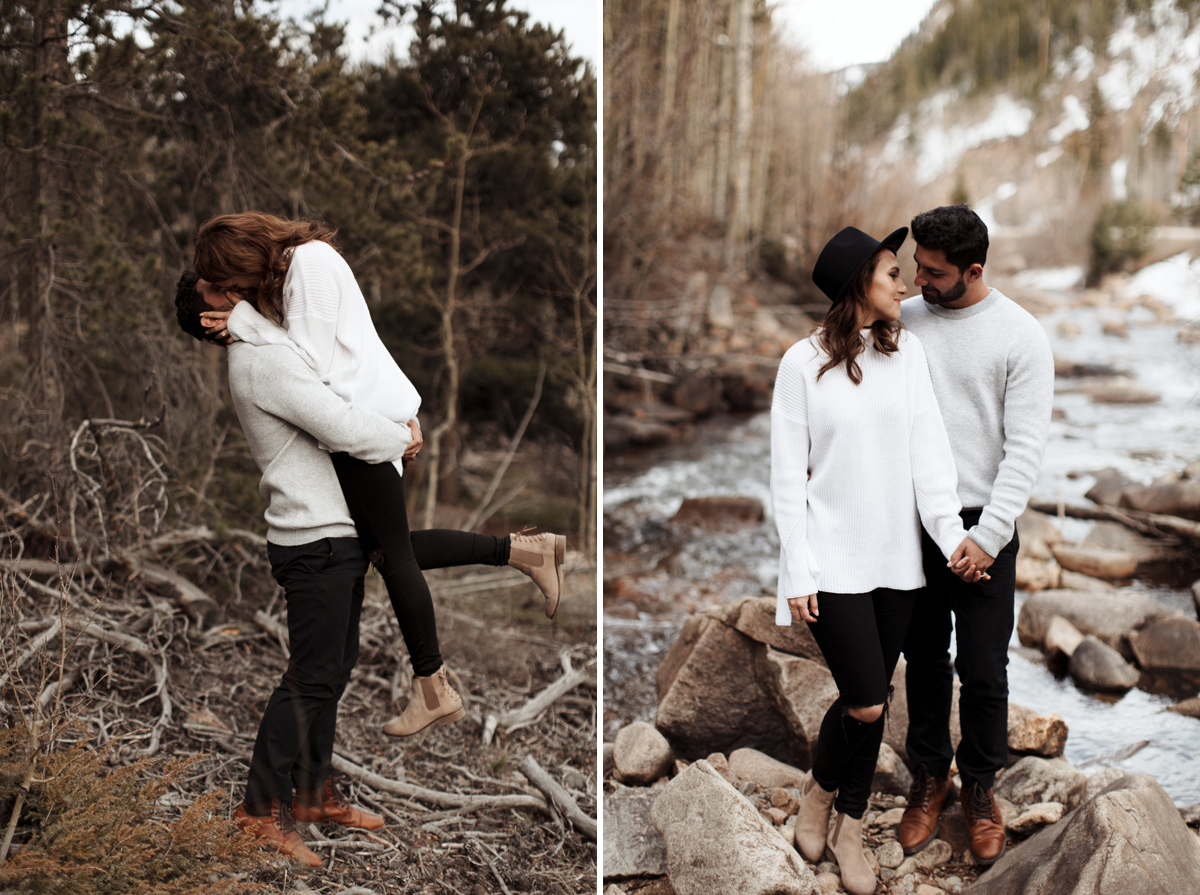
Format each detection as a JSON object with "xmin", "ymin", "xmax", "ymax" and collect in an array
[
  {"xmin": 192, "ymin": 212, "xmax": 338, "ymax": 324},
  {"xmin": 816, "ymin": 249, "xmax": 901, "ymax": 384}
]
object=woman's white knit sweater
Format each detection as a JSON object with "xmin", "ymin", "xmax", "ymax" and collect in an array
[
  {"xmin": 772, "ymin": 329, "xmax": 967, "ymax": 625},
  {"xmin": 226, "ymin": 240, "xmax": 422, "ymax": 475}
]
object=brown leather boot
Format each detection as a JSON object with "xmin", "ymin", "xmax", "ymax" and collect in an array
[
  {"xmin": 293, "ymin": 777, "xmax": 385, "ymax": 830},
  {"xmin": 382, "ymin": 665, "xmax": 465, "ymax": 737},
  {"xmin": 961, "ymin": 781, "xmax": 1006, "ymax": 864},
  {"xmin": 508, "ymin": 531, "xmax": 565, "ymax": 618},
  {"xmin": 793, "ymin": 773, "xmax": 836, "ymax": 862},
  {"xmin": 898, "ymin": 765, "xmax": 956, "ymax": 854},
  {"xmin": 825, "ymin": 811, "xmax": 878, "ymax": 895},
  {"xmin": 234, "ymin": 799, "xmax": 322, "ymax": 867}
]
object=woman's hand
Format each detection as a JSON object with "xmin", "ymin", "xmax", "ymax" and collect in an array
[
  {"xmin": 787, "ymin": 594, "xmax": 819, "ymax": 623},
  {"xmin": 200, "ymin": 309, "xmax": 234, "ymax": 345},
  {"xmin": 402, "ymin": 418, "xmax": 423, "ymax": 462},
  {"xmin": 949, "ymin": 537, "xmax": 992, "ymax": 583}
]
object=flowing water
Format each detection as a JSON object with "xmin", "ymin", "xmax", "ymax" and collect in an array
[{"xmin": 604, "ymin": 285, "xmax": 1200, "ymax": 806}]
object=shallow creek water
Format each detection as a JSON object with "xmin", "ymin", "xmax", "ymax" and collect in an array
[{"xmin": 603, "ymin": 287, "xmax": 1200, "ymax": 806}]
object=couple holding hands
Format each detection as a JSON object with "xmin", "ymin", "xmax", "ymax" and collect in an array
[{"xmin": 773, "ymin": 205, "xmax": 1053, "ymax": 893}]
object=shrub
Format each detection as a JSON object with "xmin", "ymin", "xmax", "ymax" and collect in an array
[{"xmin": 1086, "ymin": 200, "xmax": 1157, "ymax": 286}]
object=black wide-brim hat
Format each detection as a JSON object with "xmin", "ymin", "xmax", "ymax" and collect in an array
[{"xmin": 812, "ymin": 226, "xmax": 908, "ymax": 305}]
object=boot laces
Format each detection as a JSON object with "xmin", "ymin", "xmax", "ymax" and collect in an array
[
  {"xmin": 324, "ymin": 778, "xmax": 351, "ymax": 811},
  {"xmin": 511, "ymin": 526, "xmax": 543, "ymax": 545},
  {"xmin": 966, "ymin": 784, "xmax": 998, "ymax": 822},
  {"xmin": 908, "ymin": 766, "xmax": 936, "ymax": 810},
  {"xmin": 272, "ymin": 799, "xmax": 299, "ymax": 835}
]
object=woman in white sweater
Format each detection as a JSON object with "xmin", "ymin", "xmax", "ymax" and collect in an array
[
  {"xmin": 772, "ymin": 225, "xmax": 984, "ymax": 895},
  {"xmin": 192, "ymin": 213, "xmax": 564, "ymax": 739}
]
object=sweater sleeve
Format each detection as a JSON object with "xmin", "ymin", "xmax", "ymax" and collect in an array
[
  {"xmin": 771, "ymin": 349, "xmax": 817, "ymax": 625},
  {"xmin": 969, "ymin": 327, "xmax": 1054, "ymax": 556},
  {"xmin": 908, "ymin": 339, "xmax": 968, "ymax": 560},
  {"xmin": 249, "ymin": 348, "xmax": 411, "ymax": 463},
  {"xmin": 226, "ymin": 302, "xmax": 319, "ymax": 370}
]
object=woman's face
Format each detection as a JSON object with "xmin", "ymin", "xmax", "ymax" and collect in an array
[{"xmin": 862, "ymin": 250, "xmax": 906, "ymax": 325}]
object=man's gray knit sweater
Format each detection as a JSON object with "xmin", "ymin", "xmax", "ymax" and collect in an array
[
  {"xmin": 227, "ymin": 342, "xmax": 412, "ymax": 546},
  {"xmin": 900, "ymin": 288, "xmax": 1054, "ymax": 557}
]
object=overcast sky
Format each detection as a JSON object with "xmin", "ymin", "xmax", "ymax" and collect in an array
[
  {"xmin": 286, "ymin": 0, "xmax": 597, "ymax": 65},
  {"xmin": 772, "ymin": 0, "xmax": 938, "ymax": 72}
]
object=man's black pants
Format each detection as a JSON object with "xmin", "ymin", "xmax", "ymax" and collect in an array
[
  {"xmin": 904, "ymin": 509, "xmax": 1019, "ymax": 790},
  {"xmin": 244, "ymin": 537, "xmax": 367, "ymax": 811}
]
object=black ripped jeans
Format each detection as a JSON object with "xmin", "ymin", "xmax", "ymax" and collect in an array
[
  {"xmin": 329, "ymin": 453, "xmax": 510, "ymax": 678},
  {"xmin": 807, "ymin": 587, "xmax": 917, "ymax": 819}
]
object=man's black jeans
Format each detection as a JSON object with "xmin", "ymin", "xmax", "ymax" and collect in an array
[
  {"xmin": 244, "ymin": 536, "xmax": 367, "ymax": 811},
  {"xmin": 904, "ymin": 509, "xmax": 1019, "ymax": 790}
]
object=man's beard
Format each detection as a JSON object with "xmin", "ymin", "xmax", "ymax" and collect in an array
[{"xmin": 922, "ymin": 275, "xmax": 967, "ymax": 306}]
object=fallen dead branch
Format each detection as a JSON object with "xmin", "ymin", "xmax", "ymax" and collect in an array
[
  {"xmin": 481, "ymin": 650, "xmax": 591, "ymax": 744},
  {"xmin": 518, "ymin": 755, "xmax": 597, "ymax": 841},
  {"xmin": 1029, "ymin": 500, "xmax": 1200, "ymax": 542}
]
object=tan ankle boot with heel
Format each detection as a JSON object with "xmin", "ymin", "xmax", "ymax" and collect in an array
[
  {"xmin": 508, "ymin": 531, "xmax": 566, "ymax": 618},
  {"xmin": 826, "ymin": 811, "xmax": 877, "ymax": 895},
  {"xmin": 382, "ymin": 666, "xmax": 465, "ymax": 737},
  {"xmin": 794, "ymin": 773, "xmax": 836, "ymax": 862}
]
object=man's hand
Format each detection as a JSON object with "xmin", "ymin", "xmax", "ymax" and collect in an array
[
  {"xmin": 949, "ymin": 537, "xmax": 994, "ymax": 583},
  {"xmin": 787, "ymin": 594, "xmax": 819, "ymax": 623},
  {"xmin": 200, "ymin": 309, "xmax": 234, "ymax": 345},
  {"xmin": 402, "ymin": 418, "xmax": 423, "ymax": 462}
]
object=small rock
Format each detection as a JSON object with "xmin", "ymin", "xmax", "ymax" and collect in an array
[
  {"xmin": 873, "ymin": 742, "xmax": 913, "ymax": 796},
  {"xmin": 817, "ymin": 861, "xmax": 838, "ymax": 875},
  {"xmin": 1102, "ymin": 319, "xmax": 1129, "ymax": 338},
  {"xmin": 1059, "ymin": 569, "xmax": 1115, "ymax": 591},
  {"xmin": 943, "ymin": 875, "xmax": 964, "ymax": 893},
  {"xmin": 1167, "ymin": 697, "xmax": 1200, "ymax": 719},
  {"xmin": 1085, "ymin": 467, "xmax": 1134, "ymax": 506},
  {"xmin": 874, "ymin": 806, "xmax": 905, "ymax": 827},
  {"xmin": 876, "ymin": 839, "xmax": 905, "ymax": 868},
  {"xmin": 708, "ymin": 284, "xmax": 735, "ymax": 329},
  {"xmin": 995, "ymin": 755, "xmax": 1087, "ymax": 810},
  {"xmin": 1008, "ymin": 800, "xmax": 1065, "ymax": 833},
  {"xmin": 770, "ymin": 787, "xmax": 800, "ymax": 815},
  {"xmin": 1043, "ymin": 616, "xmax": 1085, "ymax": 660},
  {"xmin": 1090, "ymin": 384, "xmax": 1160, "ymax": 403},
  {"xmin": 815, "ymin": 872, "xmax": 840, "ymax": 894},
  {"xmin": 604, "ymin": 886, "xmax": 628, "ymax": 895},
  {"xmin": 1016, "ymin": 509, "xmax": 1062, "ymax": 560},
  {"xmin": 1050, "ymin": 544, "xmax": 1138, "ymax": 579},
  {"xmin": 1016, "ymin": 556, "xmax": 1060, "ymax": 591},
  {"xmin": 764, "ymin": 807, "xmax": 788, "ymax": 825},
  {"xmin": 913, "ymin": 838, "xmax": 952, "ymax": 868},
  {"xmin": 1069, "ymin": 636, "xmax": 1141, "ymax": 692},
  {"xmin": 672, "ymin": 495, "xmax": 765, "ymax": 529},
  {"xmin": 704, "ymin": 752, "xmax": 736, "ymax": 783},
  {"xmin": 1180, "ymin": 803, "xmax": 1200, "ymax": 827},
  {"xmin": 916, "ymin": 886, "xmax": 945, "ymax": 895},
  {"xmin": 1007, "ymin": 710, "xmax": 1069, "ymax": 757},
  {"xmin": 614, "ymin": 721, "xmax": 675, "ymax": 785},
  {"xmin": 1130, "ymin": 616, "xmax": 1200, "ymax": 672},
  {"xmin": 894, "ymin": 856, "xmax": 918, "ymax": 877},
  {"xmin": 727, "ymin": 748, "xmax": 808, "ymax": 791}
]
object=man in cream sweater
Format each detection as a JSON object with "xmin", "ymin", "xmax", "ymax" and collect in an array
[
  {"xmin": 896, "ymin": 206, "xmax": 1054, "ymax": 865},
  {"xmin": 175, "ymin": 272, "xmax": 414, "ymax": 866}
]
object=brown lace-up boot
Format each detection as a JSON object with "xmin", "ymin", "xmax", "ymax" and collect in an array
[
  {"xmin": 898, "ymin": 765, "xmax": 956, "ymax": 854},
  {"xmin": 293, "ymin": 777, "xmax": 385, "ymax": 830},
  {"xmin": 508, "ymin": 531, "xmax": 566, "ymax": 618},
  {"xmin": 382, "ymin": 665, "xmax": 465, "ymax": 737},
  {"xmin": 961, "ymin": 781, "xmax": 1007, "ymax": 864},
  {"xmin": 234, "ymin": 799, "xmax": 322, "ymax": 867}
]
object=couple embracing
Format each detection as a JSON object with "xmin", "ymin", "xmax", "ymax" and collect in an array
[{"xmin": 772, "ymin": 205, "xmax": 1054, "ymax": 894}]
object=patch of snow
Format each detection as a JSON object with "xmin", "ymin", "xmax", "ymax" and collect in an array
[
  {"xmin": 1123, "ymin": 252, "xmax": 1200, "ymax": 322},
  {"xmin": 1014, "ymin": 267, "xmax": 1084, "ymax": 291},
  {"xmin": 1036, "ymin": 146, "xmax": 1063, "ymax": 168},
  {"xmin": 1111, "ymin": 159, "xmax": 1129, "ymax": 201},
  {"xmin": 913, "ymin": 93, "xmax": 1033, "ymax": 183},
  {"xmin": 1048, "ymin": 95, "xmax": 1090, "ymax": 144}
]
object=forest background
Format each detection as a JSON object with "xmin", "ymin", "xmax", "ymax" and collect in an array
[{"xmin": 0, "ymin": 1, "xmax": 598, "ymax": 893}]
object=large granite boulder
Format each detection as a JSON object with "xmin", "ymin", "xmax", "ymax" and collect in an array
[
  {"xmin": 1007, "ymin": 705, "xmax": 1068, "ymax": 758},
  {"xmin": 1049, "ymin": 544, "xmax": 1137, "ymax": 579},
  {"xmin": 614, "ymin": 721, "xmax": 675, "ymax": 785},
  {"xmin": 727, "ymin": 748, "xmax": 808, "ymax": 791},
  {"xmin": 995, "ymin": 756, "xmax": 1087, "ymax": 811},
  {"xmin": 1119, "ymin": 480, "xmax": 1200, "ymax": 520},
  {"xmin": 1018, "ymin": 590, "xmax": 1175, "ymax": 657},
  {"xmin": 1130, "ymin": 616, "xmax": 1200, "ymax": 673},
  {"xmin": 1068, "ymin": 636, "xmax": 1140, "ymax": 692},
  {"xmin": 655, "ymin": 614, "xmax": 794, "ymax": 763},
  {"xmin": 756, "ymin": 647, "xmax": 840, "ymax": 770},
  {"xmin": 650, "ymin": 760, "xmax": 817, "ymax": 895},
  {"xmin": 725, "ymin": 596, "xmax": 824, "ymax": 663},
  {"xmin": 967, "ymin": 775, "xmax": 1200, "ymax": 895},
  {"xmin": 603, "ymin": 786, "xmax": 667, "ymax": 879},
  {"xmin": 1081, "ymin": 520, "xmax": 1172, "ymax": 563}
]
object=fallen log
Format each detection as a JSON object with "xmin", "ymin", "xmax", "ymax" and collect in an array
[
  {"xmin": 1029, "ymin": 501, "xmax": 1200, "ymax": 542},
  {"xmin": 518, "ymin": 755, "xmax": 597, "ymax": 841}
]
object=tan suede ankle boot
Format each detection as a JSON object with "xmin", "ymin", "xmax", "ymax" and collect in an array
[
  {"xmin": 826, "ymin": 811, "xmax": 877, "ymax": 895},
  {"xmin": 793, "ymin": 773, "xmax": 836, "ymax": 862},
  {"xmin": 508, "ymin": 531, "xmax": 565, "ymax": 618},
  {"xmin": 382, "ymin": 666, "xmax": 465, "ymax": 737}
]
